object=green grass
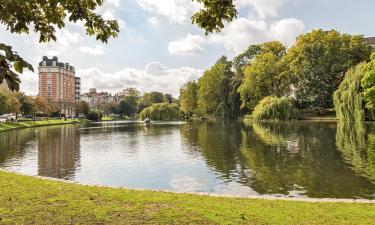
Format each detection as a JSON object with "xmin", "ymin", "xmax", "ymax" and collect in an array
[
  {"xmin": 0, "ymin": 171, "xmax": 374, "ymax": 224},
  {"xmin": 0, "ymin": 119, "xmax": 81, "ymax": 132},
  {"xmin": 101, "ymin": 116, "xmax": 114, "ymax": 121}
]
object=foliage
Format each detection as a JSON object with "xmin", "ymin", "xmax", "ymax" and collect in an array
[
  {"xmin": 17, "ymin": 93, "xmax": 35, "ymax": 116},
  {"xmin": 252, "ymin": 96, "xmax": 298, "ymax": 121},
  {"xmin": 197, "ymin": 57, "xmax": 232, "ymax": 116},
  {"xmin": 192, "ymin": 0, "xmax": 237, "ymax": 34},
  {"xmin": 119, "ymin": 100, "xmax": 137, "ymax": 117},
  {"xmin": 286, "ymin": 29, "xmax": 371, "ymax": 109},
  {"xmin": 140, "ymin": 103, "xmax": 180, "ymax": 121},
  {"xmin": 75, "ymin": 101, "xmax": 90, "ymax": 117},
  {"xmin": 107, "ymin": 102, "xmax": 119, "ymax": 115},
  {"xmin": 232, "ymin": 45, "xmax": 261, "ymax": 74},
  {"xmin": 361, "ymin": 53, "xmax": 375, "ymax": 111},
  {"xmin": 138, "ymin": 91, "xmax": 166, "ymax": 112},
  {"xmin": 34, "ymin": 96, "xmax": 48, "ymax": 114},
  {"xmin": 334, "ymin": 64, "xmax": 367, "ymax": 121},
  {"xmin": 179, "ymin": 81, "xmax": 199, "ymax": 117},
  {"xmin": 238, "ymin": 41, "xmax": 290, "ymax": 111},
  {"xmin": 87, "ymin": 110, "xmax": 102, "ymax": 121},
  {"xmin": 0, "ymin": 92, "xmax": 7, "ymax": 114},
  {"xmin": 0, "ymin": 44, "xmax": 33, "ymax": 91},
  {"xmin": 0, "ymin": 0, "xmax": 119, "ymax": 91}
]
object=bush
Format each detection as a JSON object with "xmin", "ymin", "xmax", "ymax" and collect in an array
[
  {"xmin": 87, "ymin": 110, "xmax": 102, "ymax": 121},
  {"xmin": 251, "ymin": 96, "xmax": 298, "ymax": 121},
  {"xmin": 140, "ymin": 103, "xmax": 180, "ymax": 121}
]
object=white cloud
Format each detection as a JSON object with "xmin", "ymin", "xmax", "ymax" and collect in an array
[
  {"xmin": 148, "ymin": 17, "xmax": 160, "ymax": 27},
  {"xmin": 137, "ymin": 0, "xmax": 200, "ymax": 24},
  {"xmin": 180, "ymin": 17, "xmax": 306, "ymax": 54},
  {"xmin": 168, "ymin": 34, "xmax": 206, "ymax": 56},
  {"xmin": 79, "ymin": 45, "xmax": 107, "ymax": 56},
  {"xmin": 76, "ymin": 62, "xmax": 203, "ymax": 96},
  {"xmin": 269, "ymin": 18, "xmax": 305, "ymax": 46},
  {"xmin": 209, "ymin": 18, "xmax": 269, "ymax": 53}
]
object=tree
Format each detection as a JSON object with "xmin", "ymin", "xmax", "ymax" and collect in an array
[
  {"xmin": 232, "ymin": 45, "xmax": 261, "ymax": 75},
  {"xmin": 179, "ymin": 81, "xmax": 199, "ymax": 117},
  {"xmin": 119, "ymin": 100, "xmax": 137, "ymax": 117},
  {"xmin": 6, "ymin": 93, "xmax": 21, "ymax": 118},
  {"xmin": 0, "ymin": 1, "xmax": 238, "ymax": 91},
  {"xmin": 333, "ymin": 63, "xmax": 367, "ymax": 121},
  {"xmin": 0, "ymin": 92, "xmax": 7, "ymax": 114},
  {"xmin": 34, "ymin": 96, "xmax": 48, "ymax": 114},
  {"xmin": 123, "ymin": 88, "xmax": 141, "ymax": 100},
  {"xmin": 252, "ymin": 96, "xmax": 298, "ymax": 121},
  {"xmin": 107, "ymin": 102, "xmax": 119, "ymax": 115},
  {"xmin": 137, "ymin": 92, "xmax": 165, "ymax": 112},
  {"xmin": 361, "ymin": 54, "xmax": 375, "ymax": 111},
  {"xmin": 163, "ymin": 94, "xmax": 173, "ymax": 104},
  {"xmin": 140, "ymin": 103, "xmax": 180, "ymax": 121},
  {"xmin": 75, "ymin": 101, "xmax": 90, "ymax": 117},
  {"xmin": 238, "ymin": 42, "xmax": 290, "ymax": 111},
  {"xmin": 197, "ymin": 57, "xmax": 230, "ymax": 115},
  {"xmin": 17, "ymin": 93, "xmax": 35, "ymax": 116},
  {"xmin": 286, "ymin": 29, "xmax": 371, "ymax": 109}
]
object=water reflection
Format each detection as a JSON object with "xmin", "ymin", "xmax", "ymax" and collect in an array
[
  {"xmin": 38, "ymin": 125, "xmax": 81, "ymax": 179},
  {"xmin": 0, "ymin": 121, "xmax": 374, "ymax": 199}
]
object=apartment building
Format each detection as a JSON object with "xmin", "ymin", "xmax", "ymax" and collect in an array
[{"xmin": 38, "ymin": 56, "xmax": 80, "ymax": 116}]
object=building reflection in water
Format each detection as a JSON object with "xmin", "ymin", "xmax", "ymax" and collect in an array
[{"xmin": 38, "ymin": 125, "xmax": 80, "ymax": 179}]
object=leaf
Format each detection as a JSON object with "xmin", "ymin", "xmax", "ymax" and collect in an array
[{"xmin": 13, "ymin": 61, "xmax": 23, "ymax": 73}]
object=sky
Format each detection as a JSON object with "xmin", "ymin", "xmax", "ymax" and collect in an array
[{"xmin": 1, "ymin": 0, "xmax": 375, "ymax": 97}]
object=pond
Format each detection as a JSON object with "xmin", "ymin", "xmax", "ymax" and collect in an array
[{"xmin": 0, "ymin": 120, "xmax": 374, "ymax": 199}]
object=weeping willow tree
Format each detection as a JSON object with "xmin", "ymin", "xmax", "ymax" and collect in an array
[
  {"xmin": 140, "ymin": 103, "xmax": 180, "ymax": 121},
  {"xmin": 251, "ymin": 96, "xmax": 298, "ymax": 121},
  {"xmin": 333, "ymin": 63, "xmax": 367, "ymax": 121}
]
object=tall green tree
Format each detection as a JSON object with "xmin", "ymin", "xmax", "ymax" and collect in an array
[
  {"xmin": 179, "ymin": 81, "xmax": 199, "ymax": 117},
  {"xmin": 286, "ymin": 29, "xmax": 371, "ymax": 109},
  {"xmin": 138, "ymin": 92, "xmax": 165, "ymax": 112},
  {"xmin": 197, "ymin": 57, "xmax": 231, "ymax": 115},
  {"xmin": 238, "ymin": 41, "xmax": 290, "ymax": 111}
]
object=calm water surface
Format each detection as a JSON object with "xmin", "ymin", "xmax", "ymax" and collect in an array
[{"xmin": 0, "ymin": 121, "xmax": 374, "ymax": 199}]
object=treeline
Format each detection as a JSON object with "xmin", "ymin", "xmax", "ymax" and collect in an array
[
  {"xmin": 92, "ymin": 88, "xmax": 179, "ymax": 120},
  {"xmin": 179, "ymin": 29, "xmax": 374, "ymax": 121},
  {"xmin": 0, "ymin": 88, "xmax": 54, "ymax": 119}
]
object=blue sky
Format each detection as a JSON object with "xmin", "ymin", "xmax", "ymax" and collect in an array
[{"xmin": 1, "ymin": 0, "xmax": 375, "ymax": 96}]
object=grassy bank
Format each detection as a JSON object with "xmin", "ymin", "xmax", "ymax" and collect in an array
[
  {"xmin": 0, "ymin": 119, "xmax": 82, "ymax": 132},
  {"xmin": 0, "ymin": 171, "xmax": 374, "ymax": 224}
]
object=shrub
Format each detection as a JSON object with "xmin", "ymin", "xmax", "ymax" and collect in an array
[
  {"xmin": 140, "ymin": 103, "xmax": 180, "ymax": 121},
  {"xmin": 251, "ymin": 96, "xmax": 298, "ymax": 121},
  {"xmin": 87, "ymin": 110, "xmax": 102, "ymax": 121}
]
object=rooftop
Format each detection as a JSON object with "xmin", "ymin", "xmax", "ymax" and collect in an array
[{"xmin": 39, "ymin": 56, "xmax": 75, "ymax": 71}]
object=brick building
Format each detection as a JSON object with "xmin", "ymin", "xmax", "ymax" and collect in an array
[{"xmin": 38, "ymin": 56, "xmax": 80, "ymax": 116}]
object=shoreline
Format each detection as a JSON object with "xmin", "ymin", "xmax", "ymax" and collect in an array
[
  {"xmin": 0, "ymin": 118, "xmax": 84, "ymax": 133},
  {"xmin": 1, "ymin": 169, "xmax": 374, "ymax": 204}
]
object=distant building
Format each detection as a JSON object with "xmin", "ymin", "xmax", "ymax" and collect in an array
[
  {"xmin": 81, "ymin": 88, "xmax": 124, "ymax": 109},
  {"xmin": 38, "ymin": 56, "xmax": 80, "ymax": 116},
  {"xmin": 365, "ymin": 37, "xmax": 375, "ymax": 48}
]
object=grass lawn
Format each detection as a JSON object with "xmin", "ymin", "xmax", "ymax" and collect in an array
[
  {"xmin": 0, "ymin": 171, "xmax": 374, "ymax": 224},
  {"xmin": 0, "ymin": 119, "xmax": 81, "ymax": 132}
]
